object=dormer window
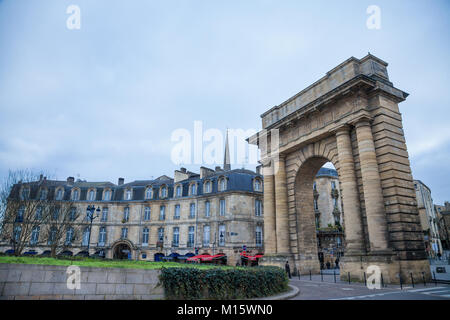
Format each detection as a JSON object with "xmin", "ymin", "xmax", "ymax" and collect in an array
[
  {"xmin": 21, "ymin": 187, "xmax": 30, "ymax": 200},
  {"xmin": 88, "ymin": 189, "xmax": 96, "ymax": 201},
  {"xmin": 145, "ymin": 187, "xmax": 153, "ymax": 200},
  {"xmin": 176, "ymin": 185, "xmax": 182, "ymax": 197},
  {"xmin": 219, "ymin": 177, "xmax": 227, "ymax": 192},
  {"xmin": 160, "ymin": 186, "xmax": 167, "ymax": 198},
  {"xmin": 204, "ymin": 181, "xmax": 212, "ymax": 193},
  {"xmin": 103, "ymin": 189, "xmax": 111, "ymax": 201},
  {"xmin": 55, "ymin": 188, "xmax": 64, "ymax": 200},
  {"xmin": 125, "ymin": 189, "xmax": 132, "ymax": 200},
  {"xmin": 254, "ymin": 178, "xmax": 262, "ymax": 191},
  {"xmin": 39, "ymin": 188, "xmax": 48, "ymax": 200},
  {"xmin": 71, "ymin": 188, "xmax": 80, "ymax": 201},
  {"xmin": 190, "ymin": 183, "xmax": 197, "ymax": 196}
]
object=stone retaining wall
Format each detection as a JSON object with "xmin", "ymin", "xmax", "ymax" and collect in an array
[{"xmin": 0, "ymin": 263, "xmax": 164, "ymax": 300}]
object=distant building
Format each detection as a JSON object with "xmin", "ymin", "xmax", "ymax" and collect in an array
[
  {"xmin": 414, "ymin": 180, "xmax": 443, "ymax": 257},
  {"xmin": 313, "ymin": 167, "xmax": 343, "ymax": 268},
  {"xmin": 435, "ymin": 202, "xmax": 450, "ymax": 252}
]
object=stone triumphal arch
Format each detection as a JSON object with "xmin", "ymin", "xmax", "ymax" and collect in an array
[{"xmin": 249, "ymin": 54, "xmax": 431, "ymax": 283}]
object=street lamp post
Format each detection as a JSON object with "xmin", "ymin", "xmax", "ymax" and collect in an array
[{"xmin": 86, "ymin": 205, "xmax": 100, "ymax": 255}]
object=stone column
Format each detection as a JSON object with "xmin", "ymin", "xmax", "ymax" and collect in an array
[
  {"xmin": 355, "ymin": 119, "xmax": 390, "ymax": 252},
  {"xmin": 335, "ymin": 125, "xmax": 365, "ymax": 254},
  {"xmin": 262, "ymin": 161, "xmax": 277, "ymax": 254},
  {"xmin": 274, "ymin": 155, "xmax": 290, "ymax": 254}
]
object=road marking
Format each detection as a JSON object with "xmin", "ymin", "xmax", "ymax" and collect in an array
[
  {"xmin": 421, "ymin": 290, "xmax": 450, "ymax": 295},
  {"xmin": 407, "ymin": 287, "xmax": 445, "ymax": 292}
]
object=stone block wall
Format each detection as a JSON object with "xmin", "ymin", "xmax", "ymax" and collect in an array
[{"xmin": 0, "ymin": 263, "xmax": 164, "ymax": 300}]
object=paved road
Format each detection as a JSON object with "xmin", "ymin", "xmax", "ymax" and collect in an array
[{"xmin": 288, "ymin": 276, "xmax": 450, "ymax": 300}]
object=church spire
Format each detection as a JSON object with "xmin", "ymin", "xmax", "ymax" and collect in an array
[{"xmin": 224, "ymin": 129, "xmax": 231, "ymax": 171}]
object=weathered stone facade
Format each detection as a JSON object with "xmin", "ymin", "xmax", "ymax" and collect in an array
[
  {"xmin": 249, "ymin": 54, "xmax": 431, "ymax": 283},
  {"xmin": 413, "ymin": 180, "xmax": 443, "ymax": 257}
]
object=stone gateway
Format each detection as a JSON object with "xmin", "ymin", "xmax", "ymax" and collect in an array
[{"xmin": 249, "ymin": 54, "xmax": 431, "ymax": 284}]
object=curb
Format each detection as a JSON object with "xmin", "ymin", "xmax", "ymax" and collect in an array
[{"xmin": 253, "ymin": 284, "xmax": 300, "ymax": 300}]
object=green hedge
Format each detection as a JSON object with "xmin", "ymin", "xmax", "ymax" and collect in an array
[{"xmin": 159, "ymin": 266, "xmax": 288, "ymax": 299}]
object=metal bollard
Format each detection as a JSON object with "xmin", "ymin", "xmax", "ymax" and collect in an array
[
  {"xmin": 381, "ymin": 273, "xmax": 384, "ymax": 288},
  {"xmin": 422, "ymin": 271, "xmax": 426, "ymax": 287},
  {"xmin": 309, "ymin": 270, "xmax": 312, "ymax": 281},
  {"xmin": 363, "ymin": 272, "xmax": 367, "ymax": 286},
  {"xmin": 320, "ymin": 269, "xmax": 323, "ymax": 282},
  {"xmin": 433, "ymin": 271, "xmax": 437, "ymax": 286},
  {"xmin": 348, "ymin": 272, "xmax": 351, "ymax": 285},
  {"xmin": 334, "ymin": 269, "xmax": 336, "ymax": 283},
  {"xmin": 298, "ymin": 270, "xmax": 301, "ymax": 280},
  {"xmin": 399, "ymin": 275, "xmax": 403, "ymax": 290},
  {"xmin": 410, "ymin": 273, "xmax": 415, "ymax": 288}
]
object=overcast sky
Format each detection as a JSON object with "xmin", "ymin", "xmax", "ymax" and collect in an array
[{"xmin": 0, "ymin": 0, "xmax": 449, "ymax": 204}]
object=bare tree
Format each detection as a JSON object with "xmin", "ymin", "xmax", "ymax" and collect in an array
[
  {"xmin": 0, "ymin": 169, "xmax": 52, "ymax": 256},
  {"xmin": 41, "ymin": 200, "xmax": 81, "ymax": 258}
]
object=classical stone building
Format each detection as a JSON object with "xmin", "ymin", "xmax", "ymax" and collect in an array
[
  {"xmin": 313, "ymin": 167, "xmax": 344, "ymax": 268},
  {"xmin": 249, "ymin": 53, "xmax": 431, "ymax": 283},
  {"xmin": 435, "ymin": 202, "xmax": 450, "ymax": 252},
  {"xmin": 0, "ymin": 163, "xmax": 264, "ymax": 265},
  {"xmin": 413, "ymin": 180, "xmax": 442, "ymax": 257}
]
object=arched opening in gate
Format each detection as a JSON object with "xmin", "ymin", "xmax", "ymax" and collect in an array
[
  {"xmin": 294, "ymin": 157, "xmax": 346, "ymax": 273},
  {"xmin": 113, "ymin": 243, "xmax": 132, "ymax": 260}
]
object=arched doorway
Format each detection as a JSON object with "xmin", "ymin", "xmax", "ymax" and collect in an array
[
  {"xmin": 113, "ymin": 243, "xmax": 132, "ymax": 260},
  {"xmin": 154, "ymin": 252, "xmax": 164, "ymax": 261}
]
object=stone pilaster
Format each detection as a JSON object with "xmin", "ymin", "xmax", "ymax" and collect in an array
[
  {"xmin": 335, "ymin": 125, "xmax": 366, "ymax": 254},
  {"xmin": 262, "ymin": 162, "xmax": 277, "ymax": 254},
  {"xmin": 355, "ymin": 119, "xmax": 390, "ymax": 252},
  {"xmin": 274, "ymin": 155, "xmax": 290, "ymax": 254}
]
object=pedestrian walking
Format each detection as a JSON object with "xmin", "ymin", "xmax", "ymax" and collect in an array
[{"xmin": 285, "ymin": 260, "xmax": 291, "ymax": 279}]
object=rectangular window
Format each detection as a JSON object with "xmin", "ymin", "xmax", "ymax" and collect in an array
[
  {"xmin": 98, "ymin": 227, "xmax": 106, "ymax": 246},
  {"xmin": 203, "ymin": 225, "xmax": 210, "ymax": 246},
  {"xmin": 123, "ymin": 207, "xmax": 129, "ymax": 222},
  {"xmin": 174, "ymin": 204, "xmax": 180, "ymax": 219},
  {"xmin": 142, "ymin": 227, "xmax": 149, "ymax": 246},
  {"xmin": 70, "ymin": 207, "xmax": 77, "ymax": 221},
  {"xmin": 160, "ymin": 206, "xmax": 165, "ymax": 220},
  {"xmin": 121, "ymin": 228, "xmax": 128, "ymax": 239},
  {"xmin": 30, "ymin": 226, "xmax": 40, "ymax": 245},
  {"xmin": 82, "ymin": 228, "xmax": 90, "ymax": 246},
  {"xmin": 173, "ymin": 227, "xmax": 179, "ymax": 247},
  {"xmin": 331, "ymin": 181, "xmax": 336, "ymax": 189},
  {"xmin": 256, "ymin": 226, "xmax": 262, "ymax": 246},
  {"xmin": 205, "ymin": 201, "xmax": 210, "ymax": 217},
  {"xmin": 65, "ymin": 228, "xmax": 74, "ymax": 245},
  {"xmin": 35, "ymin": 207, "xmax": 42, "ymax": 220},
  {"xmin": 16, "ymin": 206, "xmax": 24, "ymax": 222},
  {"xmin": 144, "ymin": 206, "xmax": 151, "ymax": 221},
  {"xmin": 189, "ymin": 203, "xmax": 195, "ymax": 218},
  {"xmin": 255, "ymin": 199, "xmax": 262, "ymax": 216},
  {"xmin": 219, "ymin": 225, "xmax": 225, "ymax": 246},
  {"xmin": 188, "ymin": 226, "xmax": 195, "ymax": 247},
  {"xmin": 314, "ymin": 199, "xmax": 318, "ymax": 210},
  {"xmin": 101, "ymin": 207, "xmax": 108, "ymax": 222},
  {"xmin": 158, "ymin": 227, "xmax": 164, "ymax": 243},
  {"xmin": 220, "ymin": 199, "xmax": 226, "ymax": 216}
]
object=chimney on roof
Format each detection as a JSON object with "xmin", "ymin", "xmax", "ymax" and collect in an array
[
  {"xmin": 67, "ymin": 177, "xmax": 75, "ymax": 185},
  {"xmin": 118, "ymin": 178, "xmax": 124, "ymax": 185},
  {"xmin": 180, "ymin": 167, "xmax": 187, "ymax": 173},
  {"xmin": 256, "ymin": 165, "xmax": 261, "ymax": 175},
  {"xmin": 215, "ymin": 166, "xmax": 221, "ymax": 172},
  {"xmin": 39, "ymin": 174, "xmax": 43, "ymax": 181}
]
